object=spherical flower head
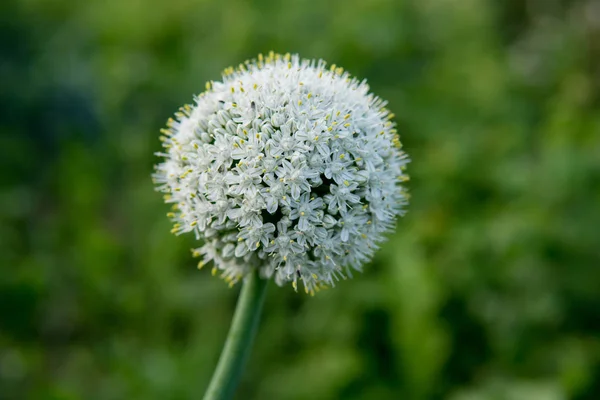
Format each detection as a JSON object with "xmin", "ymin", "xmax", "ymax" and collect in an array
[{"xmin": 154, "ymin": 52, "xmax": 409, "ymax": 295}]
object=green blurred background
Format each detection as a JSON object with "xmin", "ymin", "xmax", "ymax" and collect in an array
[{"xmin": 2, "ymin": 0, "xmax": 600, "ymax": 399}]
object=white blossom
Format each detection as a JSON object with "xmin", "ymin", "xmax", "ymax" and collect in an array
[{"xmin": 153, "ymin": 52, "xmax": 410, "ymax": 295}]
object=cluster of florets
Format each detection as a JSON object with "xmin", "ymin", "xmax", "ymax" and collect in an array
[{"xmin": 154, "ymin": 52, "xmax": 409, "ymax": 295}]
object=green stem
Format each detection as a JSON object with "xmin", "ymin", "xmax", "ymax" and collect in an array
[{"xmin": 203, "ymin": 269, "xmax": 268, "ymax": 400}]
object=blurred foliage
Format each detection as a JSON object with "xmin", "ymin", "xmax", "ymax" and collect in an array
[{"xmin": 1, "ymin": 0, "xmax": 600, "ymax": 399}]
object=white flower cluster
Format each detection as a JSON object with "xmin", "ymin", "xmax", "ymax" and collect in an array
[{"xmin": 154, "ymin": 52, "xmax": 409, "ymax": 295}]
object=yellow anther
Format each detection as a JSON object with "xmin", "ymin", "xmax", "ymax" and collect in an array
[
  {"xmin": 314, "ymin": 136, "xmax": 319, "ymax": 141},
  {"xmin": 318, "ymin": 70, "xmax": 323, "ymax": 78},
  {"xmin": 238, "ymin": 237, "xmax": 244, "ymax": 242},
  {"xmin": 292, "ymin": 281, "xmax": 297, "ymax": 291},
  {"xmin": 300, "ymin": 211, "xmax": 305, "ymax": 216},
  {"xmin": 283, "ymin": 256, "xmax": 287, "ymax": 261},
  {"xmin": 344, "ymin": 114, "xmax": 351, "ymax": 120},
  {"xmin": 253, "ymin": 83, "xmax": 258, "ymax": 89},
  {"xmin": 343, "ymin": 123, "xmax": 350, "ymax": 127},
  {"xmin": 298, "ymin": 100, "xmax": 302, "ymax": 106},
  {"xmin": 166, "ymin": 212, "xmax": 175, "ymax": 218},
  {"xmin": 307, "ymin": 92, "xmax": 312, "ymax": 99},
  {"xmin": 205, "ymin": 81, "xmax": 211, "ymax": 90},
  {"xmin": 330, "ymin": 64, "xmax": 336, "ymax": 72},
  {"xmin": 197, "ymin": 261, "xmax": 205, "ymax": 269},
  {"xmin": 231, "ymin": 87, "xmax": 235, "ymax": 93},
  {"xmin": 311, "ymin": 273, "xmax": 318, "ymax": 280},
  {"xmin": 190, "ymin": 221, "xmax": 197, "ymax": 227},
  {"xmin": 211, "ymin": 267, "xmax": 217, "ymax": 276},
  {"xmin": 256, "ymin": 242, "xmax": 260, "ymax": 248},
  {"xmin": 344, "ymin": 180, "xmax": 350, "ymax": 186},
  {"xmin": 193, "ymin": 143, "xmax": 199, "ymax": 149},
  {"xmin": 339, "ymin": 154, "xmax": 345, "ymax": 159},
  {"xmin": 361, "ymin": 233, "xmax": 367, "ymax": 239}
]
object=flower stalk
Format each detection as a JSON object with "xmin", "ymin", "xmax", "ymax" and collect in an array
[{"xmin": 203, "ymin": 269, "xmax": 268, "ymax": 400}]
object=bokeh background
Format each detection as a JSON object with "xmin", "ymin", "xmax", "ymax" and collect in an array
[{"xmin": 2, "ymin": 0, "xmax": 600, "ymax": 399}]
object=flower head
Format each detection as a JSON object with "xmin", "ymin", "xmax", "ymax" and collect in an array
[{"xmin": 154, "ymin": 52, "xmax": 409, "ymax": 294}]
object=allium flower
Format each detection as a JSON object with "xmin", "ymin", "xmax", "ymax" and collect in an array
[{"xmin": 154, "ymin": 52, "xmax": 409, "ymax": 295}]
